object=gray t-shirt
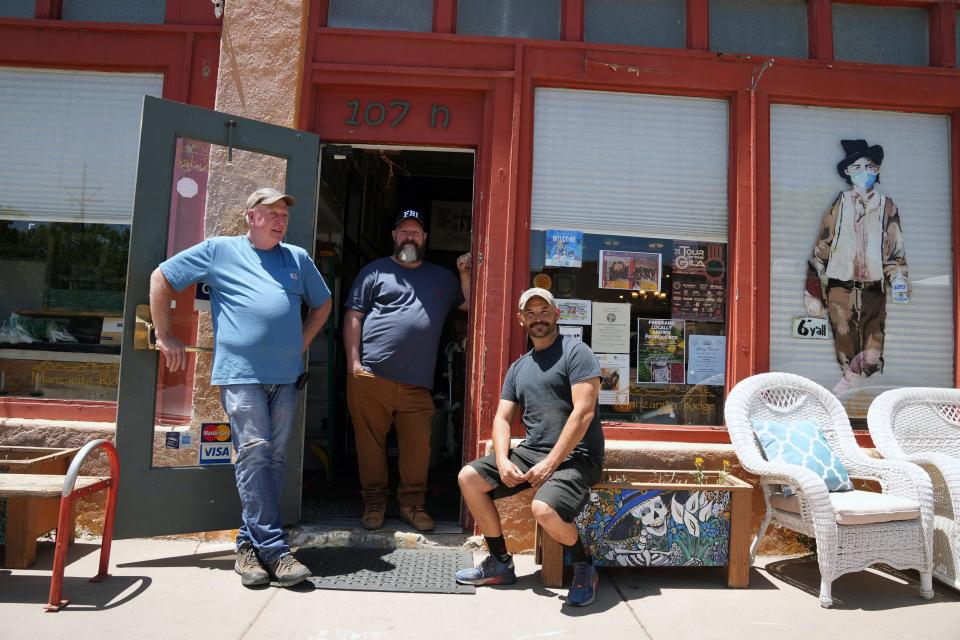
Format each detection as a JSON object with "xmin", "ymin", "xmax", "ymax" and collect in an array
[
  {"xmin": 346, "ymin": 257, "xmax": 463, "ymax": 389},
  {"xmin": 500, "ymin": 335, "xmax": 605, "ymax": 461}
]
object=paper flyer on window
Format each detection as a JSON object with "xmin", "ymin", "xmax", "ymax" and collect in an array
[
  {"xmin": 670, "ymin": 241, "xmax": 726, "ymax": 322},
  {"xmin": 597, "ymin": 353, "xmax": 630, "ymax": 405},
  {"xmin": 545, "ymin": 230, "xmax": 583, "ymax": 268},
  {"xmin": 636, "ymin": 318, "xmax": 685, "ymax": 384},
  {"xmin": 598, "ymin": 250, "xmax": 661, "ymax": 291},
  {"xmin": 686, "ymin": 334, "xmax": 725, "ymax": 385},
  {"xmin": 557, "ymin": 298, "xmax": 591, "ymax": 325},
  {"xmin": 559, "ymin": 325, "xmax": 583, "ymax": 342},
  {"xmin": 591, "ymin": 302, "xmax": 631, "ymax": 353}
]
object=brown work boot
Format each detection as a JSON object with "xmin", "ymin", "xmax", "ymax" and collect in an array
[
  {"xmin": 398, "ymin": 503, "xmax": 435, "ymax": 531},
  {"xmin": 361, "ymin": 500, "xmax": 386, "ymax": 530},
  {"xmin": 267, "ymin": 552, "xmax": 312, "ymax": 588},
  {"xmin": 235, "ymin": 542, "xmax": 269, "ymax": 587}
]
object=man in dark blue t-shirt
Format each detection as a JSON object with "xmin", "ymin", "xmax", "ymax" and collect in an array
[
  {"xmin": 344, "ymin": 209, "xmax": 471, "ymax": 531},
  {"xmin": 455, "ymin": 287, "xmax": 604, "ymax": 607}
]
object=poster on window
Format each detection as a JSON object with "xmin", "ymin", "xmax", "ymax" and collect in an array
[
  {"xmin": 671, "ymin": 242, "xmax": 726, "ymax": 322},
  {"xmin": 556, "ymin": 299, "xmax": 591, "ymax": 325},
  {"xmin": 686, "ymin": 335, "xmax": 725, "ymax": 385},
  {"xmin": 598, "ymin": 250, "xmax": 661, "ymax": 291},
  {"xmin": 545, "ymin": 230, "xmax": 583, "ymax": 268},
  {"xmin": 597, "ymin": 353, "xmax": 630, "ymax": 405},
  {"xmin": 591, "ymin": 302, "xmax": 631, "ymax": 353},
  {"xmin": 429, "ymin": 200, "xmax": 472, "ymax": 251},
  {"xmin": 636, "ymin": 319, "xmax": 685, "ymax": 384},
  {"xmin": 559, "ymin": 325, "xmax": 583, "ymax": 342}
]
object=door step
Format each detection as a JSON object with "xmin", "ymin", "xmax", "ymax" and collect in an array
[{"xmin": 289, "ymin": 521, "xmax": 474, "ymax": 550}]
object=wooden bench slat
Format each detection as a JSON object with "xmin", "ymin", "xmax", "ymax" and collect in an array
[{"xmin": 0, "ymin": 474, "xmax": 106, "ymax": 498}]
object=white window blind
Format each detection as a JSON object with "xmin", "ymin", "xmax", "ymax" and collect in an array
[
  {"xmin": 769, "ymin": 105, "xmax": 954, "ymax": 408},
  {"xmin": 0, "ymin": 67, "xmax": 163, "ymax": 225},
  {"xmin": 531, "ymin": 88, "xmax": 728, "ymax": 241}
]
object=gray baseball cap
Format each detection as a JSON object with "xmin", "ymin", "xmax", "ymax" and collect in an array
[
  {"xmin": 246, "ymin": 187, "xmax": 295, "ymax": 210},
  {"xmin": 518, "ymin": 287, "xmax": 557, "ymax": 311}
]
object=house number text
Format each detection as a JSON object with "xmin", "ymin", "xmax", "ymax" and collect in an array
[{"xmin": 344, "ymin": 100, "xmax": 450, "ymax": 129}]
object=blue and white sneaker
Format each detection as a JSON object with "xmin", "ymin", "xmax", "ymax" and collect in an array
[
  {"xmin": 567, "ymin": 561, "xmax": 598, "ymax": 606},
  {"xmin": 455, "ymin": 555, "xmax": 517, "ymax": 586}
]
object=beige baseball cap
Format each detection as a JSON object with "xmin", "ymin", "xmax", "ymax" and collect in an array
[
  {"xmin": 246, "ymin": 187, "xmax": 295, "ymax": 210},
  {"xmin": 518, "ymin": 287, "xmax": 557, "ymax": 311}
]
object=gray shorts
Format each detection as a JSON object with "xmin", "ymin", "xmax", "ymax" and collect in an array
[{"xmin": 468, "ymin": 444, "xmax": 603, "ymax": 522}]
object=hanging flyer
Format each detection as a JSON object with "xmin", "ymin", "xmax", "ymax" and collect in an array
[
  {"xmin": 686, "ymin": 334, "xmax": 726, "ymax": 385},
  {"xmin": 545, "ymin": 230, "xmax": 583, "ymax": 268},
  {"xmin": 557, "ymin": 299, "xmax": 591, "ymax": 325},
  {"xmin": 597, "ymin": 353, "xmax": 630, "ymax": 405},
  {"xmin": 636, "ymin": 318, "xmax": 685, "ymax": 384},
  {"xmin": 559, "ymin": 325, "xmax": 583, "ymax": 342},
  {"xmin": 598, "ymin": 250, "xmax": 661, "ymax": 291},
  {"xmin": 670, "ymin": 242, "xmax": 726, "ymax": 321},
  {"xmin": 591, "ymin": 302, "xmax": 631, "ymax": 353}
]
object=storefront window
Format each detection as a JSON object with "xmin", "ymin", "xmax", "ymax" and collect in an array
[
  {"xmin": 769, "ymin": 104, "xmax": 953, "ymax": 423},
  {"xmin": 531, "ymin": 89, "xmax": 729, "ymax": 426},
  {"xmin": 327, "ymin": 0, "xmax": 433, "ymax": 32},
  {"xmin": 584, "ymin": 0, "xmax": 685, "ymax": 50},
  {"xmin": 710, "ymin": 0, "xmax": 808, "ymax": 58},
  {"xmin": 832, "ymin": 3, "xmax": 928, "ymax": 67},
  {"xmin": 62, "ymin": 0, "xmax": 166, "ymax": 24},
  {"xmin": 0, "ymin": 0, "xmax": 34, "ymax": 18},
  {"xmin": 457, "ymin": 0, "xmax": 561, "ymax": 40},
  {"xmin": 0, "ymin": 67, "xmax": 162, "ymax": 403}
]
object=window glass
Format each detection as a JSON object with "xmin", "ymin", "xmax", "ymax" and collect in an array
[
  {"xmin": 710, "ymin": 0, "xmax": 808, "ymax": 58},
  {"xmin": 327, "ymin": 0, "xmax": 433, "ymax": 32},
  {"xmin": 769, "ymin": 105, "xmax": 953, "ymax": 423},
  {"xmin": 62, "ymin": 0, "xmax": 166, "ymax": 24},
  {"xmin": 457, "ymin": 0, "xmax": 561, "ymax": 40},
  {"xmin": 0, "ymin": 68, "xmax": 161, "ymax": 402},
  {"xmin": 832, "ymin": 3, "xmax": 928, "ymax": 66},
  {"xmin": 0, "ymin": 0, "xmax": 34, "ymax": 18},
  {"xmin": 531, "ymin": 89, "xmax": 729, "ymax": 426},
  {"xmin": 584, "ymin": 0, "xmax": 685, "ymax": 49}
]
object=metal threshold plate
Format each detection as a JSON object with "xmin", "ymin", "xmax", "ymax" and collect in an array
[{"xmin": 299, "ymin": 547, "xmax": 476, "ymax": 594}]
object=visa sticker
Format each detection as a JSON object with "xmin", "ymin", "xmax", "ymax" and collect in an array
[{"xmin": 199, "ymin": 422, "xmax": 232, "ymax": 464}]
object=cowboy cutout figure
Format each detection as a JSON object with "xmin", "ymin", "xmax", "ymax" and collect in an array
[{"xmin": 803, "ymin": 139, "xmax": 909, "ymax": 394}]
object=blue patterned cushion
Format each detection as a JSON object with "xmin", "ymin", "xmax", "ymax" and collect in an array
[{"xmin": 752, "ymin": 418, "xmax": 854, "ymax": 494}]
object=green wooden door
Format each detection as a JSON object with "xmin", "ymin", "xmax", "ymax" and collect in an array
[{"xmin": 114, "ymin": 96, "xmax": 321, "ymax": 537}]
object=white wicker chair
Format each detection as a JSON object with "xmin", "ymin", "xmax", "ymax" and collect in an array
[
  {"xmin": 869, "ymin": 387, "xmax": 960, "ymax": 591},
  {"xmin": 725, "ymin": 372, "xmax": 934, "ymax": 607}
]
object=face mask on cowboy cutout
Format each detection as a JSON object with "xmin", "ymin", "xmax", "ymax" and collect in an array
[{"xmin": 849, "ymin": 170, "xmax": 878, "ymax": 190}]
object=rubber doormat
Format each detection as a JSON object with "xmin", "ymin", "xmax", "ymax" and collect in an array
[{"xmin": 298, "ymin": 547, "xmax": 476, "ymax": 595}]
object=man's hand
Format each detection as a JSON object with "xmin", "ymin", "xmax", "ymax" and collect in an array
[
  {"xmin": 496, "ymin": 456, "xmax": 526, "ymax": 488},
  {"xmin": 156, "ymin": 333, "xmax": 187, "ymax": 372},
  {"xmin": 456, "ymin": 253, "xmax": 471, "ymax": 274},
  {"xmin": 802, "ymin": 291, "xmax": 825, "ymax": 317},
  {"xmin": 524, "ymin": 458, "xmax": 557, "ymax": 489},
  {"xmin": 349, "ymin": 360, "xmax": 367, "ymax": 376}
]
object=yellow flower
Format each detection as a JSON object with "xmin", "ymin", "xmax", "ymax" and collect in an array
[{"xmin": 694, "ymin": 457, "xmax": 704, "ymax": 468}]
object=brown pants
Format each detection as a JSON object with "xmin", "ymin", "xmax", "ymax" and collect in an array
[
  {"xmin": 346, "ymin": 370, "xmax": 436, "ymax": 507},
  {"xmin": 826, "ymin": 280, "xmax": 887, "ymax": 376}
]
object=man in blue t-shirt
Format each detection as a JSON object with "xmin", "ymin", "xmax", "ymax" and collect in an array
[
  {"xmin": 150, "ymin": 187, "xmax": 332, "ymax": 589},
  {"xmin": 455, "ymin": 288, "xmax": 604, "ymax": 607},
  {"xmin": 344, "ymin": 209, "xmax": 471, "ymax": 532}
]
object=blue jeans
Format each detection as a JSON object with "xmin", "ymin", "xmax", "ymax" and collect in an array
[{"xmin": 220, "ymin": 383, "xmax": 298, "ymax": 564}]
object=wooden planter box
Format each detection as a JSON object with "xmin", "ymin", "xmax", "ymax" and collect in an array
[
  {"xmin": 0, "ymin": 446, "xmax": 78, "ymax": 568},
  {"xmin": 536, "ymin": 469, "xmax": 753, "ymax": 588}
]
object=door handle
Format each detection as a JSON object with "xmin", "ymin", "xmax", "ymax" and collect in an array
[{"xmin": 133, "ymin": 304, "xmax": 213, "ymax": 353}]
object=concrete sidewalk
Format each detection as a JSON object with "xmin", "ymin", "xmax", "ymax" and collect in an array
[{"xmin": 1, "ymin": 537, "xmax": 958, "ymax": 640}]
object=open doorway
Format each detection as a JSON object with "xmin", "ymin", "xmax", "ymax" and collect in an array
[{"xmin": 303, "ymin": 145, "xmax": 474, "ymax": 532}]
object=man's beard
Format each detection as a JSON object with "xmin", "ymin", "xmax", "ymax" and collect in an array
[
  {"xmin": 525, "ymin": 321, "xmax": 556, "ymax": 339},
  {"xmin": 394, "ymin": 240, "xmax": 424, "ymax": 263}
]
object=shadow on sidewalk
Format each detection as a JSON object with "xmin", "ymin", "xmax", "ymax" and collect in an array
[
  {"xmin": 118, "ymin": 549, "xmax": 235, "ymax": 571},
  {"xmin": 0, "ymin": 573, "xmax": 151, "ymax": 610},
  {"xmin": 763, "ymin": 555, "xmax": 960, "ymax": 611}
]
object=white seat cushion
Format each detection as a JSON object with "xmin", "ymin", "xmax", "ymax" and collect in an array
[{"xmin": 770, "ymin": 489, "xmax": 921, "ymax": 525}]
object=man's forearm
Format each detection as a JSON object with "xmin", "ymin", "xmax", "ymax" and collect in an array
[
  {"xmin": 459, "ymin": 272, "xmax": 471, "ymax": 311},
  {"xmin": 342, "ymin": 311, "xmax": 363, "ymax": 367},
  {"xmin": 302, "ymin": 300, "xmax": 332, "ymax": 352},
  {"xmin": 149, "ymin": 268, "xmax": 176, "ymax": 338},
  {"xmin": 492, "ymin": 416, "xmax": 512, "ymax": 462}
]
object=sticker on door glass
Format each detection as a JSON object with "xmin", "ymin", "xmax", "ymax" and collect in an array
[{"xmin": 199, "ymin": 422, "xmax": 233, "ymax": 465}]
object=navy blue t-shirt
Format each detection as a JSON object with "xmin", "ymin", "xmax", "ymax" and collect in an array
[
  {"xmin": 346, "ymin": 257, "xmax": 463, "ymax": 389},
  {"xmin": 501, "ymin": 335, "xmax": 604, "ymax": 460}
]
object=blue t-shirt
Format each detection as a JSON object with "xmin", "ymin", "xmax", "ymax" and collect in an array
[
  {"xmin": 501, "ymin": 335, "xmax": 605, "ymax": 461},
  {"xmin": 159, "ymin": 236, "xmax": 331, "ymax": 385},
  {"xmin": 346, "ymin": 257, "xmax": 463, "ymax": 389}
]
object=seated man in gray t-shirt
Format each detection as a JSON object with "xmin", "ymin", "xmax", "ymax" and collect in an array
[{"xmin": 456, "ymin": 288, "xmax": 604, "ymax": 608}]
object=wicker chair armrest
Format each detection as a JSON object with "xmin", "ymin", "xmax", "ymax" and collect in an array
[
  {"xmin": 901, "ymin": 451, "xmax": 960, "ymax": 515},
  {"xmin": 754, "ymin": 461, "xmax": 837, "ymax": 522},
  {"xmin": 844, "ymin": 455, "xmax": 933, "ymax": 509}
]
